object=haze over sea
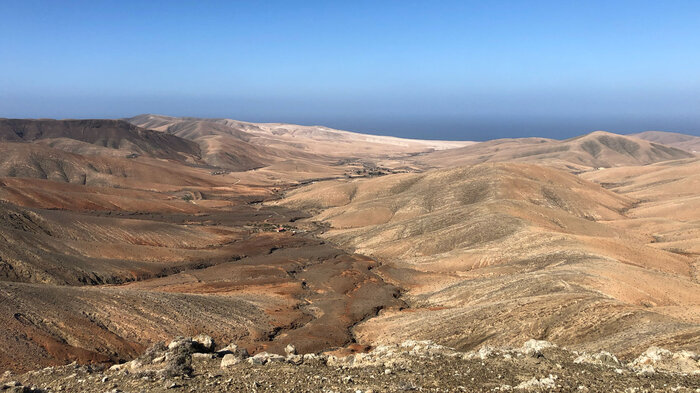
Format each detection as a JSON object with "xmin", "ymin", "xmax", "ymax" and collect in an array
[{"xmin": 2, "ymin": 0, "xmax": 699, "ymax": 139}]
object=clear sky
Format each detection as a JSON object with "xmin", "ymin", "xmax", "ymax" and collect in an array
[{"xmin": 1, "ymin": 1, "xmax": 699, "ymax": 140}]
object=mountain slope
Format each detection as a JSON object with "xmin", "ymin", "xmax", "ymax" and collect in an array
[
  {"xmin": 278, "ymin": 163, "xmax": 700, "ymax": 355},
  {"xmin": 0, "ymin": 119, "xmax": 202, "ymax": 163},
  {"xmin": 0, "ymin": 142, "xmax": 226, "ymax": 190},
  {"xmin": 630, "ymin": 130, "xmax": 700, "ymax": 153},
  {"xmin": 418, "ymin": 131, "xmax": 694, "ymax": 171},
  {"xmin": 127, "ymin": 114, "xmax": 473, "ymax": 176},
  {"xmin": 583, "ymin": 158, "xmax": 700, "ymax": 257}
]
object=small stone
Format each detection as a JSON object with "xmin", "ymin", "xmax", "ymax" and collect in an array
[
  {"xmin": 303, "ymin": 353, "xmax": 320, "ymax": 361},
  {"xmin": 192, "ymin": 334, "xmax": 215, "ymax": 353},
  {"xmin": 168, "ymin": 337, "xmax": 194, "ymax": 351},
  {"xmin": 287, "ymin": 354, "xmax": 303, "ymax": 365},
  {"xmin": 521, "ymin": 339, "xmax": 556, "ymax": 357},
  {"xmin": 221, "ymin": 354, "xmax": 241, "ymax": 368},
  {"xmin": 384, "ymin": 368, "xmax": 392, "ymax": 375},
  {"xmin": 217, "ymin": 343, "xmax": 238, "ymax": 355},
  {"xmin": 285, "ymin": 343, "xmax": 297, "ymax": 356}
]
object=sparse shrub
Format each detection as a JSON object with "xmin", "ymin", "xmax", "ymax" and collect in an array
[{"xmin": 161, "ymin": 344, "xmax": 194, "ymax": 377}]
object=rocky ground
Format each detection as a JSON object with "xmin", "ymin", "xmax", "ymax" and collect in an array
[{"xmin": 2, "ymin": 336, "xmax": 698, "ymax": 393}]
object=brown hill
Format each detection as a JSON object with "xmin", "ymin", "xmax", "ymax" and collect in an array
[
  {"xmin": 1, "ymin": 115, "xmax": 699, "ymax": 377},
  {"xmin": 583, "ymin": 158, "xmax": 700, "ymax": 258},
  {"xmin": 278, "ymin": 163, "xmax": 700, "ymax": 355},
  {"xmin": 0, "ymin": 200, "xmax": 403, "ymax": 372},
  {"xmin": 630, "ymin": 131, "xmax": 700, "ymax": 153},
  {"xmin": 127, "ymin": 114, "xmax": 472, "ymax": 179},
  {"xmin": 0, "ymin": 131, "xmax": 403, "ymax": 373},
  {"xmin": 417, "ymin": 131, "xmax": 694, "ymax": 171},
  {"xmin": 0, "ymin": 119, "xmax": 201, "ymax": 162},
  {"xmin": 0, "ymin": 142, "xmax": 222, "ymax": 188}
]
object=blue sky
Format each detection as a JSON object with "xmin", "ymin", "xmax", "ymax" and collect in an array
[{"xmin": 1, "ymin": 1, "xmax": 699, "ymax": 140}]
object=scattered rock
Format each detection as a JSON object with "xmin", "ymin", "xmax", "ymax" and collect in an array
[
  {"xmin": 628, "ymin": 347, "xmax": 700, "ymax": 374},
  {"xmin": 167, "ymin": 337, "xmax": 195, "ymax": 352},
  {"xmin": 192, "ymin": 334, "xmax": 215, "ymax": 353},
  {"xmin": 515, "ymin": 374, "xmax": 557, "ymax": 390},
  {"xmin": 220, "ymin": 354, "xmax": 241, "ymax": 368},
  {"xmin": 161, "ymin": 344, "xmax": 194, "ymax": 377},
  {"xmin": 574, "ymin": 351, "xmax": 620, "ymax": 367},
  {"xmin": 246, "ymin": 352, "xmax": 284, "ymax": 365},
  {"xmin": 521, "ymin": 339, "xmax": 556, "ymax": 357},
  {"xmin": 287, "ymin": 354, "xmax": 304, "ymax": 365},
  {"xmin": 108, "ymin": 363, "xmax": 129, "ymax": 372},
  {"xmin": 12, "ymin": 336, "xmax": 699, "ymax": 392},
  {"xmin": 285, "ymin": 344, "xmax": 297, "ymax": 356},
  {"xmin": 216, "ymin": 343, "xmax": 249, "ymax": 359}
]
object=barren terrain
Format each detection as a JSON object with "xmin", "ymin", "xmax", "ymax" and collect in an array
[{"xmin": 0, "ymin": 117, "xmax": 698, "ymax": 391}]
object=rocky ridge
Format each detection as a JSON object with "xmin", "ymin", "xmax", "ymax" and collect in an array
[{"xmin": 2, "ymin": 336, "xmax": 699, "ymax": 392}]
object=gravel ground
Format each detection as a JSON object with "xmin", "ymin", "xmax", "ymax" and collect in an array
[{"xmin": 2, "ymin": 339, "xmax": 699, "ymax": 393}]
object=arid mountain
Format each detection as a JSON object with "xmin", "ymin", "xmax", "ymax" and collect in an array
[
  {"xmin": 0, "ymin": 119, "xmax": 202, "ymax": 163},
  {"xmin": 0, "ymin": 117, "xmax": 698, "ymax": 379},
  {"xmin": 278, "ymin": 163, "xmax": 700, "ymax": 355},
  {"xmin": 583, "ymin": 158, "xmax": 700, "ymax": 258},
  {"xmin": 0, "ymin": 183, "xmax": 402, "ymax": 372},
  {"xmin": 128, "ymin": 114, "xmax": 468, "ymax": 153},
  {"xmin": 0, "ymin": 118, "xmax": 409, "ymax": 372},
  {"xmin": 416, "ymin": 131, "xmax": 694, "ymax": 172},
  {"xmin": 127, "ymin": 114, "xmax": 472, "ymax": 178},
  {"xmin": 0, "ymin": 143, "xmax": 222, "ymax": 189},
  {"xmin": 630, "ymin": 130, "xmax": 700, "ymax": 153}
]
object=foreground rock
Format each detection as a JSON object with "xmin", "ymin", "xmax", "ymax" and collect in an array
[{"xmin": 2, "ymin": 339, "xmax": 699, "ymax": 392}]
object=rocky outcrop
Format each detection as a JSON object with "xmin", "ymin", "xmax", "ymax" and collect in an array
[
  {"xmin": 5, "ymin": 337, "xmax": 700, "ymax": 392},
  {"xmin": 628, "ymin": 347, "xmax": 700, "ymax": 375}
]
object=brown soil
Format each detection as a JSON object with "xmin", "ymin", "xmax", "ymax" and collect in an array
[{"xmin": 1, "ymin": 117, "xmax": 699, "ymax": 388}]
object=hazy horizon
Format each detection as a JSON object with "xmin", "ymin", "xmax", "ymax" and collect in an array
[
  {"xmin": 2, "ymin": 1, "xmax": 699, "ymax": 140},
  {"xmin": 2, "ymin": 110, "xmax": 699, "ymax": 141}
]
